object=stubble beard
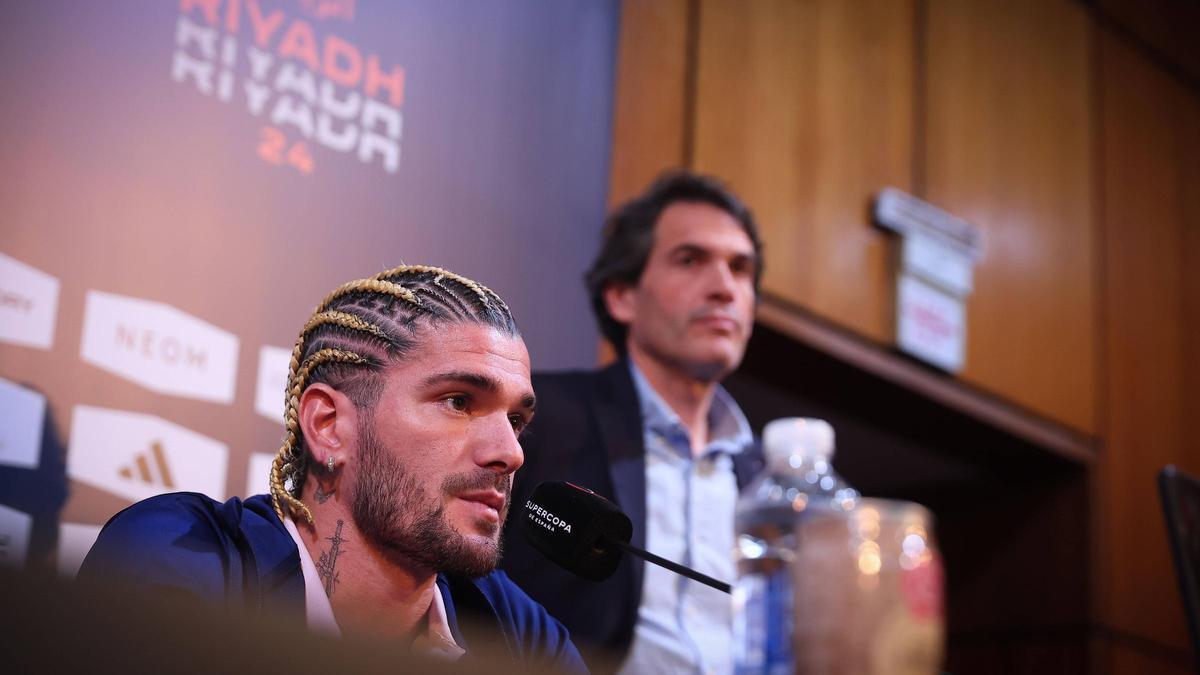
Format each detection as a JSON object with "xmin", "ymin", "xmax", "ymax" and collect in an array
[
  {"xmin": 638, "ymin": 329, "xmax": 744, "ymax": 385},
  {"xmin": 351, "ymin": 415, "xmax": 510, "ymax": 578}
]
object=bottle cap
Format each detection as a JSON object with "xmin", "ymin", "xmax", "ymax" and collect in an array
[{"xmin": 763, "ymin": 417, "xmax": 835, "ymax": 470}]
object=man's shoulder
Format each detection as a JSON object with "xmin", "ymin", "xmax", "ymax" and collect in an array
[
  {"xmin": 89, "ymin": 492, "xmax": 281, "ymax": 542},
  {"xmin": 77, "ymin": 492, "xmax": 289, "ymax": 594},
  {"xmin": 89, "ymin": 492, "xmax": 229, "ymax": 544}
]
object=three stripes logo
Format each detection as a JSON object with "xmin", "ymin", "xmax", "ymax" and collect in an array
[
  {"xmin": 68, "ymin": 405, "xmax": 228, "ymax": 502},
  {"xmin": 116, "ymin": 441, "xmax": 175, "ymax": 489}
]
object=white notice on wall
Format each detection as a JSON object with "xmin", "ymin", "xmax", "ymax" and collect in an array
[
  {"xmin": 0, "ymin": 252, "xmax": 60, "ymax": 350},
  {"xmin": 0, "ymin": 378, "xmax": 46, "ymax": 470},
  {"xmin": 897, "ymin": 274, "xmax": 966, "ymax": 373},
  {"xmin": 80, "ymin": 290, "xmax": 240, "ymax": 404}
]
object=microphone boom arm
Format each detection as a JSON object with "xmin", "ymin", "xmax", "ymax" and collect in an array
[{"xmin": 608, "ymin": 539, "xmax": 732, "ymax": 594}]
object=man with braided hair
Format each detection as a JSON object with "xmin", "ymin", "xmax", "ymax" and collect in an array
[{"xmin": 80, "ymin": 265, "xmax": 586, "ymax": 672}]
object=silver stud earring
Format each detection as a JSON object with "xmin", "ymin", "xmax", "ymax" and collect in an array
[{"xmin": 326, "ymin": 456, "xmax": 335, "ymax": 472}]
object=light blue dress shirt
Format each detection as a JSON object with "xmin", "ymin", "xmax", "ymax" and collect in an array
[{"xmin": 618, "ymin": 362, "xmax": 754, "ymax": 675}]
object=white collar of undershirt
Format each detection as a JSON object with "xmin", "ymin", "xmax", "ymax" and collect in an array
[{"xmin": 281, "ymin": 516, "xmax": 465, "ymax": 659}]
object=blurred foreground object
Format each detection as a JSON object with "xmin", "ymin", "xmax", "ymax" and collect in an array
[
  {"xmin": 1158, "ymin": 465, "xmax": 1200, "ymax": 671},
  {"xmin": 791, "ymin": 499, "xmax": 944, "ymax": 675},
  {"xmin": 733, "ymin": 417, "xmax": 859, "ymax": 673},
  {"xmin": 0, "ymin": 567, "xmax": 530, "ymax": 675}
]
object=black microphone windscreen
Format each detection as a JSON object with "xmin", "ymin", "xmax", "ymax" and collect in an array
[{"xmin": 522, "ymin": 481, "xmax": 633, "ymax": 582}]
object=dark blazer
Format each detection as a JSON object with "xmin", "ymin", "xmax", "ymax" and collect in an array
[
  {"xmin": 501, "ymin": 361, "xmax": 764, "ymax": 670},
  {"xmin": 79, "ymin": 492, "xmax": 586, "ymax": 673}
]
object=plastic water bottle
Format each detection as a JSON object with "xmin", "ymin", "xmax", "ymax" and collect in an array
[{"xmin": 732, "ymin": 418, "xmax": 859, "ymax": 674}]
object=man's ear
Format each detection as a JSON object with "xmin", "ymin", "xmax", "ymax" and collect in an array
[
  {"xmin": 603, "ymin": 282, "xmax": 638, "ymax": 325},
  {"xmin": 298, "ymin": 383, "xmax": 358, "ymax": 468}
]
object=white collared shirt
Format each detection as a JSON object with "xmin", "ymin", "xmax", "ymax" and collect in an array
[{"xmin": 618, "ymin": 363, "xmax": 754, "ymax": 675}]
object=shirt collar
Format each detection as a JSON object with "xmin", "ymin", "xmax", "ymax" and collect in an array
[
  {"xmin": 282, "ymin": 515, "xmax": 465, "ymax": 659},
  {"xmin": 628, "ymin": 359, "xmax": 753, "ymax": 457}
]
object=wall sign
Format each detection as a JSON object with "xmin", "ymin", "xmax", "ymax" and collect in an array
[
  {"xmin": 874, "ymin": 188, "xmax": 984, "ymax": 373},
  {"xmin": 80, "ymin": 290, "xmax": 240, "ymax": 404},
  {"xmin": 0, "ymin": 377, "xmax": 45, "ymax": 470},
  {"xmin": 0, "ymin": 252, "xmax": 60, "ymax": 351},
  {"xmin": 68, "ymin": 405, "xmax": 229, "ymax": 503}
]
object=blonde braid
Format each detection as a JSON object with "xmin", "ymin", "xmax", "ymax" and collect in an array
[
  {"xmin": 302, "ymin": 310, "xmax": 393, "ymax": 342},
  {"xmin": 281, "ymin": 312, "xmax": 393, "ymax": 401},
  {"xmin": 374, "ymin": 264, "xmax": 494, "ymax": 307},
  {"xmin": 314, "ymin": 278, "xmax": 422, "ymax": 316},
  {"xmin": 269, "ymin": 348, "xmax": 369, "ymax": 523}
]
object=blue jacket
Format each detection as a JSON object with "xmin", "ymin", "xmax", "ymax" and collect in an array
[{"xmin": 79, "ymin": 492, "xmax": 586, "ymax": 673}]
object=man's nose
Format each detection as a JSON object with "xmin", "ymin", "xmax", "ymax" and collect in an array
[
  {"xmin": 475, "ymin": 414, "xmax": 525, "ymax": 474},
  {"xmin": 705, "ymin": 261, "xmax": 738, "ymax": 303}
]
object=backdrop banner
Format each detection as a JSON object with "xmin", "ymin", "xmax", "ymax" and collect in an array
[{"xmin": 0, "ymin": 0, "xmax": 618, "ymax": 573}]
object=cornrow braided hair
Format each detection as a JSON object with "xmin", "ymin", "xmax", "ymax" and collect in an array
[{"xmin": 269, "ymin": 264, "xmax": 519, "ymax": 523}]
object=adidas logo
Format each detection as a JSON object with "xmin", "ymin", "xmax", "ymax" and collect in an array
[
  {"xmin": 68, "ymin": 405, "xmax": 228, "ymax": 502},
  {"xmin": 117, "ymin": 441, "xmax": 176, "ymax": 488}
]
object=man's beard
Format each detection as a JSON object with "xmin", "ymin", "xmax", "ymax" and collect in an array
[{"xmin": 350, "ymin": 416, "xmax": 511, "ymax": 578}]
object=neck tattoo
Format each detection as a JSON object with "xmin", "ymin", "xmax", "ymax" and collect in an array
[{"xmin": 316, "ymin": 519, "xmax": 347, "ymax": 597}]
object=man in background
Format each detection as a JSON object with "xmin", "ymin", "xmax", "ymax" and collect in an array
[{"xmin": 503, "ymin": 172, "xmax": 765, "ymax": 673}]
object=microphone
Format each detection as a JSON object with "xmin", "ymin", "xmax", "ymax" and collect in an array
[{"xmin": 522, "ymin": 481, "xmax": 732, "ymax": 594}]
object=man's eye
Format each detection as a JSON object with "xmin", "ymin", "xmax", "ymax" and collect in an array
[
  {"xmin": 730, "ymin": 259, "xmax": 754, "ymax": 277},
  {"xmin": 509, "ymin": 415, "xmax": 527, "ymax": 433},
  {"xmin": 445, "ymin": 395, "xmax": 469, "ymax": 412}
]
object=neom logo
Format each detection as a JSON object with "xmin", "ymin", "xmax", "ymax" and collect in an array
[
  {"xmin": 526, "ymin": 500, "xmax": 572, "ymax": 534},
  {"xmin": 114, "ymin": 324, "xmax": 208, "ymax": 371},
  {"xmin": 0, "ymin": 290, "xmax": 33, "ymax": 313}
]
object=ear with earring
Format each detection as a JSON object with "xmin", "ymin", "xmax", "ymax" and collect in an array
[{"xmin": 314, "ymin": 456, "xmax": 337, "ymax": 504}]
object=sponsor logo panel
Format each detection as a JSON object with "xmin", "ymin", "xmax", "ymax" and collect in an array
[
  {"xmin": 254, "ymin": 345, "xmax": 292, "ymax": 424},
  {"xmin": 0, "ymin": 503, "xmax": 32, "ymax": 569},
  {"xmin": 68, "ymin": 405, "xmax": 228, "ymax": 502},
  {"xmin": 57, "ymin": 522, "xmax": 103, "ymax": 579},
  {"xmin": 0, "ymin": 252, "xmax": 60, "ymax": 350},
  {"xmin": 80, "ymin": 290, "xmax": 240, "ymax": 404},
  {"xmin": 0, "ymin": 377, "xmax": 46, "ymax": 470}
]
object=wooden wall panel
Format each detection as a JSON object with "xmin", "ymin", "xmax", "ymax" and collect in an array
[
  {"xmin": 1182, "ymin": 88, "xmax": 1200, "ymax": 476},
  {"xmin": 924, "ymin": 0, "xmax": 1096, "ymax": 434},
  {"xmin": 600, "ymin": 0, "xmax": 692, "ymax": 363},
  {"xmin": 1106, "ymin": 642, "xmax": 1192, "ymax": 675},
  {"xmin": 691, "ymin": 0, "xmax": 914, "ymax": 344},
  {"xmin": 1098, "ymin": 0, "xmax": 1200, "ymax": 85},
  {"xmin": 606, "ymin": 0, "xmax": 691, "ymax": 207},
  {"xmin": 1098, "ymin": 29, "xmax": 1199, "ymax": 656}
]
